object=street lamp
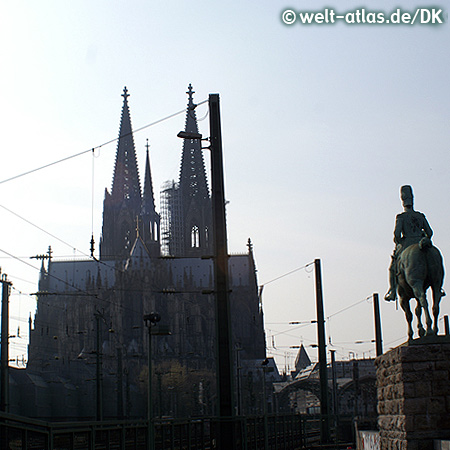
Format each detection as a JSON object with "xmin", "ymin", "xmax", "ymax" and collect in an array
[
  {"xmin": 261, "ymin": 358, "xmax": 270, "ymax": 450},
  {"xmin": 178, "ymin": 94, "xmax": 236, "ymax": 449},
  {"xmin": 144, "ymin": 312, "xmax": 161, "ymax": 450}
]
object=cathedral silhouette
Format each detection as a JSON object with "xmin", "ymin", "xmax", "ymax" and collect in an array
[{"xmin": 20, "ymin": 86, "xmax": 267, "ymax": 419}]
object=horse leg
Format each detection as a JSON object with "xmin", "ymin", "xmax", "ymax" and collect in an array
[
  {"xmin": 400, "ymin": 297, "xmax": 414, "ymax": 340},
  {"xmin": 414, "ymin": 301, "xmax": 425, "ymax": 337},
  {"xmin": 411, "ymin": 285, "xmax": 434, "ymax": 336},
  {"xmin": 432, "ymin": 288, "xmax": 442, "ymax": 334}
]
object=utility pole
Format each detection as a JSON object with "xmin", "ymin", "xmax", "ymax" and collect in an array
[
  {"xmin": 330, "ymin": 349, "xmax": 339, "ymax": 442},
  {"xmin": 117, "ymin": 347, "xmax": 124, "ymax": 419},
  {"xmin": 177, "ymin": 94, "xmax": 235, "ymax": 447},
  {"xmin": 330, "ymin": 350, "xmax": 338, "ymax": 416},
  {"xmin": 314, "ymin": 259, "xmax": 330, "ymax": 444},
  {"xmin": 144, "ymin": 312, "xmax": 162, "ymax": 450},
  {"xmin": 373, "ymin": 293, "xmax": 383, "ymax": 356},
  {"xmin": 209, "ymin": 93, "xmax": 236, "ymax": 449},
  {"xmin": 235, "ymin": 345, "xmax": 243, "ymax": 416},
  {"xmin": 94, "ymin": 311, "xmax": 103, "ymax": 421},
  {"xmin": 1, "ymin": 274, "xmax": 11, "ymax": 412}
]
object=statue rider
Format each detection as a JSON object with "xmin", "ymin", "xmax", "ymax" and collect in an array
[{"xmin": 384, "ymin": 185, "xmax": 433, "ymax": 302}]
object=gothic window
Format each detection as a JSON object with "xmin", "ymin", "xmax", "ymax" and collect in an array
[
  {"xmin": 154, "ymin": 221, "xmax": 159, "ymax": 241},
  {"xmin": 191, "ymin": 225, "xmax": 200, "ymax": 248},
  {"xmin": 148, "ymin": 222, "xmax": 153, "ymax": 241},
  {"xmin": 205, "ymin": 226, "xmax": 209, "ymax": 246},
  {"xmin": 120, "ymin": 221, "xmax": 132, "ymax": 253}
]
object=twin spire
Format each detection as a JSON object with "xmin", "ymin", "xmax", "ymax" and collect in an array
[
  {"xmin": 102, "ymin": 84, "xmax": 209, "ymax": 259},
  {"xmin": 111, "ymin": 84, "xmax": 208, "ymax": 210},
  {"xmin": 111, "ymin": 86, "xmax": 154, "ymax": 211},
  {"xmin": 179, "ymin": 83, "xmax": 209, "ymax": 201}
]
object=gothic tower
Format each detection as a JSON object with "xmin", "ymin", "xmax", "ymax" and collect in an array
[
  {"xmin": 178, "ymin": 84, "xmax": 212, "ymax": 256},
  {"xmin": 140, "ymin": 139, "xmax": 161, "ymax": 257},
  {"xmin": 100, "ymin": 87, "xmax": 143, "ymax": 259}
]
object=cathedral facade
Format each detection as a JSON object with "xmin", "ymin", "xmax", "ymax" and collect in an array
[{"xmin": 22, "ymin": 86, "xmax": 266, "ymax": 419}]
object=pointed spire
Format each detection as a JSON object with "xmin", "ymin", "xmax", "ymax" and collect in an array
[
  {"xmin": 111, "ymin": 86, "xmax": 141, "ymax": 205},
  {"xmin": 142, "ymin": 139, "xmax": 156, "ymax": 214},
  {"xmin": 294, "ymin": 344, "xmax": 312, "ymax": 375},
  {"xmin": 140, "ymin": 139, "xmax": 161, "ymax": 257},
  {"xmin": 179, "ymin": 83, "xmax": 209, "ymax": 200}
]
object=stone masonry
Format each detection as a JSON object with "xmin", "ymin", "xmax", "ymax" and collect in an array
[{"xmin": 376, "ymin": 337, "xmax": 450, "ymax": 450}]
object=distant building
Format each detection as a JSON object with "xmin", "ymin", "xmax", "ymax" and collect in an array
[
  {"xmin": 291, "ymin": 344, "xmax": 312, "ymax": 379},
  {"xmin": 275, "ymin": 353, "xmax": 377, "ymax": 420},
  {"xmin": 18, "ymin": 86, "xmax": 266, "ymax": 419}
]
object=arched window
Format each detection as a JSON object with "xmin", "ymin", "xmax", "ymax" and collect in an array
[
  {"xmin": 120, "ymin": 221, "xmax": 131, "ymax": 253},
  {"xmin": 191, "ymin": 225, "xmax": 200, "ymax": 248},
  {"xmin": 205, "ymin": 226, "xmax": 209, "ymax": 247}
]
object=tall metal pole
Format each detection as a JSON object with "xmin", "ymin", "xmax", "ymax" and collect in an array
[
  {"xmin": 236, "ymin": 346, "xmax": 242, "ymax": 416},
  {"xmin": 147, "ymin": 323, "xmax": 154, "ymax": 450},
  {"xmin": 314, "ymin": 259, "xmax": 330, "ymax": 444},
  {"xmin": 117, "ymin": 347, "xmax": 124, "ymax": 419},
  {"xmin": 144, "ymin": 312, "xmax": 160, "ymax": 450},
  {"xmin": 95, "ymin": 312, "xmax": 103, "ymax": 421},
  {"xmin": 209, "ymin": 93, "xmax": 235, "ymax": 449},
  {"xmin": 330, "ymin": 349, "xmax": 339, "ymax": 443},
  {"xmin": 1, "ymin": 275, "xmax": 11, "ymax": 412},
  {"xmin": 373, "ymin": 293, "xmax": 383, "ymax": 356},
  {"xmin": 330, "ymin": 350, "xmax": 338, "ymax": 417}
]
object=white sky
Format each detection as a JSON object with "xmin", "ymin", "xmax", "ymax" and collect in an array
[{"xmin": 0, "ymin": 1, "xmax": 449, "ymax": 372}]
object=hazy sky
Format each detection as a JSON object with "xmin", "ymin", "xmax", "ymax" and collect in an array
[{"xmin": 1, "ymin": 1, "xmax": 449, "ymax": 371}]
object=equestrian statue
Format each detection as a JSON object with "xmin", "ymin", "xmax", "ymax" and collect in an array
[{"xmin": 385, "ymin": 185, "xmax": 445, "ymax": 339}]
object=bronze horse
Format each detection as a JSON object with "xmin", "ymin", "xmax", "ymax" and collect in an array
[{"xmin": 397, "ymin": 239, "xmax": 445, "ymax": 340}]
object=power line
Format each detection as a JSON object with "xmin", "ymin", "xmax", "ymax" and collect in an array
[
  {"xmin": 0, "ymin": 100, "xmax": 207, "ymax": 186},
  {"xmin": 327, "ymin": 296, "xmax": 372, "ymax": 319},
  {"xmin": 0, "ymin": 203, "xmax": 78, "ymax": 251},
  {"xmin": 259, "ymin": 261, "xmax": 314, "ymax": 288}
]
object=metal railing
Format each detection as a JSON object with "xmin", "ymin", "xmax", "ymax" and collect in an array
[{"xmin": 1, "ymin": 411, "xmax": 328, "ymax": 450}]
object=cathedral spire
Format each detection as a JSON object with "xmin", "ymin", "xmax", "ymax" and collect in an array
[
  {"xmin": 179, "ymin": 84, "xmax": 209, "ymax": 201},
  {"xmin": 142, "ymin": 139, "xmax": 156, "ymax": 213},
  {"xmin": 111, "ymin": 87, "xmax": 141, "ymax": 205},
  {"xmin": 141, "ymin": 139, "xmax": 161, "ymax": 256},
  {"xmin": 177, "ymin": 84, "xmax": 212, "ymax": 256},
  {"xmin": 100, "ymin": 87, "xmax": 142, "ymax": 259}
]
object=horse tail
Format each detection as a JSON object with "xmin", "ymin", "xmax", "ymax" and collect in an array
[{"xmin": 419, "ymin": 237, "xmax": 432, "ymax": 251}]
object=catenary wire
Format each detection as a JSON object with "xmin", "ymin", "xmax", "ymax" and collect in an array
[
  {"xmin": 259, "ymin": 262, "xmax": 314, "ymax": 288},
  {"xmin": 0, "ymin": 100, "xmax": 207, "ymax": 186}
]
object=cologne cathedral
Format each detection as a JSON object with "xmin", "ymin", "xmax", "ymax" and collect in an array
[{"xmin": 19, "ymin": 86, "xmax": 267, "ymax": 419}]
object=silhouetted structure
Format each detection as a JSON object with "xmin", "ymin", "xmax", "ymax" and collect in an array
[{"xmin": 21, "ymin": 86, "xmax": 266, "ymax": 420}]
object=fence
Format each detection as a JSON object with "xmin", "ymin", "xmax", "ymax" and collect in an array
[{"xmin": 0, "ymin": 411, "xmax": 325, "ymax": 450}]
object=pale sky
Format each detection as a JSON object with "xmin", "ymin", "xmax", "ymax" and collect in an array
[{"xmin": 1, "ymin": 1, "xmax": 449, "ymax": 371}]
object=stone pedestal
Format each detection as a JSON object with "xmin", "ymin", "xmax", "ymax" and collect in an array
[{"xmin": 376, "ymin": 337, "xmax": 450, "ymax": 450}]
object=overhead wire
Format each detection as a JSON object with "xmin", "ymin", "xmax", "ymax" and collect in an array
[
  {"xmin": 0, "ymin": 203, "xmax": 78, "ymax": 251},
  {"xmin": 0, "ymin": 100, "xmax": 207, "ymax": 186},
  {"xmin": 259, "ymin": 261, "xmax": 314, "ymax": 288}
]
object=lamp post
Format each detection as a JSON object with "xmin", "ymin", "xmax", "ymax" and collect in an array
[
  {"xmin": 261, "ymin": 358, "xmax": 270, "ymax": 450},
  {"xmin": 178, "ymin": 93, "xmax": 235, "ymax": 449},
  {"xmin": 94, "ymin": 311, "xmax": 103, "ymax": 422},
  {"xmin": 144, "ymin": 312, "xmax": 161, "ymax": 450},
  {"xmin": 0, "ymin": 274, "xmax": 11, "ymax": 413}
]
